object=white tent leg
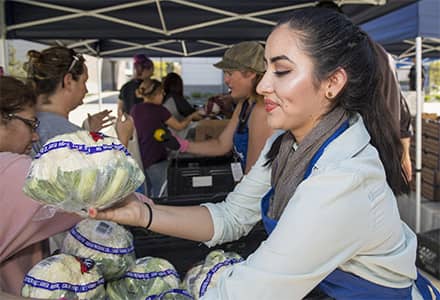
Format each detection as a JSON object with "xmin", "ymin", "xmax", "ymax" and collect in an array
[
  {"xmin": 415, "ymin": 36, "xmax": 423, "ymax": 233},
  {"xmin": 97, "ymin": 57, "xmax": 102, "ymax": 111},
  {"xmin": 0, "ymin": 0, "xmax": 8, "ymax": 72}
]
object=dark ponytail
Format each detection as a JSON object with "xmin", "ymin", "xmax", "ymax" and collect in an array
[{"xmin": 265, "ymin": 8, "xmax": 409, "ymax": 195}]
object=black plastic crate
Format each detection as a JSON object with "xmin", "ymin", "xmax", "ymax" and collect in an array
[
  {"xmin": 131, "ymin": 223, "xmax": 267, "ymax": 277},
  {"xmin": 167, "ymin": 155, "xmax": 236, "ymax": 198},
  {"xmin": 416, "ymin": 228, "xmax": 440, "ymax": 279}
]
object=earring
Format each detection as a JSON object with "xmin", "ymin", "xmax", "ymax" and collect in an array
[{"xmin": 326, "ymin": 91, "xmax": 333, "ymax": 99}]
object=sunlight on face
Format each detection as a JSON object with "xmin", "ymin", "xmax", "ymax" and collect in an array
[
  {"xmin": 72, "ymin": 65, "xmax": 89, "ymax": 110},
  {"xmin": 257, "ymin": 25, "xmax": 330, "ymax": 142},
  {"xmin": 223, "ymin": 70, "xmax": 255, "ymax": 101}
]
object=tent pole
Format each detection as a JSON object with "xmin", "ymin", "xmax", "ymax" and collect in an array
[
  {"xmin": 415, "ymin": 36, "xmax": 423, "ymax": 233},
  {"xmin": 97, "ymin": 56, "xmax": 102, "ymax": 111},
  {"xmin": 0, "ymin": 0, "xmax": 8, "ymax": 73}
]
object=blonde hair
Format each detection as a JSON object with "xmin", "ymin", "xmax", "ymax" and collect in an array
[{"xmin": 136, "ymin": 79, "xmax": 162, "ymax": 101}]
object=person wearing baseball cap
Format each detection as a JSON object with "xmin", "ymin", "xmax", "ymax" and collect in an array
[
  {"xmin": 166, "ymin": 41, "xmax": 273, "ymax": 175},
  {"xmin": 117, "ymin": 54, "xmax": 154, "ymax": 115}
]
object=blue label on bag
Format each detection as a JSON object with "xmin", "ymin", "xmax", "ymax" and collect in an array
[
  {"xmin": 36, "ymin": 140, "xmax": 130, "ymax": 159},
  {"xmin": 23, "ymin": 275, "xmax": 104, "ymax": 293},
  {"xmin": 199, "ymin": 258, "xmax": 243, "ymax": 297},
  {"xmin": 70, "ymin": 226, "xmax": 134, "ymax": 255},
  {"xmin": 124, "ymin": 269, "xmax": 180, "ymax": 280},
  {"xmin": 145, "ymin": 288, "xmax": 194, "ymax": 300}
]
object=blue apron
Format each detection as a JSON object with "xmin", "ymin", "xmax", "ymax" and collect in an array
[
  {"xmin": 233, "ymin": 101, "xmax": 256, "ymax": 170},
  {"xmin": 261, "ymin": 121, "xmax": 440, "ymax": 299}
]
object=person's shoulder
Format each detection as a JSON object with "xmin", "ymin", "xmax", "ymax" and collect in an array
[
  {"xmin": 38, "ymin": 113, "xmax": 80, "ymax": 134},
  {"xmin": 0, "ymin": 152, "xmax": 31, "ymax": 177},
  {"xmin": 121, "ymin": 79, "xmax": 141, "ymax": 90}
]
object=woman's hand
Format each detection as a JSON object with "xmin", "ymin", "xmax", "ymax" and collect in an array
[
  {"xmin": 87, "ymin": 110, "xmax": 116, "ymax": 132},
  {"xmin": 115, "ymin": 113, "xmax": 134, "ymax": 147},
  {"xmin": 190, "ymin": 111, "xmax": 203, "ymax": 121},
  {"xmin": 88, "ymin": 194, "xmax": 152, "ymax": 228}
]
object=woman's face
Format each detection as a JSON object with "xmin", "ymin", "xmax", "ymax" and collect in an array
[
  {"xmin": 0, "ymin": 105, "xmax": 39, "ymax": 155},
  {"xmin": 257, "ymin": 25, "xmax": 330, "ymax": 142},
  {"xmin": 71, "ymin": 65, "xmax": 89, "ymax": 110},
  {"xmin": 223, "ymin": 70, "xmax": 255, "ymax": 101}
]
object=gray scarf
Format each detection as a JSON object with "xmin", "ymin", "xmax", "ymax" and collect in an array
[{"xmin": 269, "ymin": 106, "xmax": 349, "ymax": 220}]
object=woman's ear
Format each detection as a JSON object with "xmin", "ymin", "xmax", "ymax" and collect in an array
[
  {"xmin": 63, "ymin": 73, "xmax": 74, "ymax": 91},
  {"xmin": 324, "ymin": 67, "xmax": 347, "ymax": 100},
  {"xmin": 242, "ymin": 70, "xmax": 257, "ymax": 80}
]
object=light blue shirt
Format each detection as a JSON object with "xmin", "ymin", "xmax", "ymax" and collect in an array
[
  {"xmin": 32, "ymin": 112, "xmax": 81, "ymax": 158},
  {"xmin": 201, "ymin": 114, "xmax": 422, "ymax": 299}
]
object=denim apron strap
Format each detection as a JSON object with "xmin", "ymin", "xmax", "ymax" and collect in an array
[
  {"xmin": 261, "ymin": 188, "xmax": 276, "ymax": 235},
  {"xmin": 415, "ymin": 271, "xmax": 440, "ymax": 299},
  {"xmin": 233, "ymin": 101, "xmax": 256, "ymax": 169}
]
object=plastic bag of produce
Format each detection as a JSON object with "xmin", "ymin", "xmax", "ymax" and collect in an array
[
  {"xmin": 62, "ymin": 219, "xmax": 135, "ymax": 280},
  {"xmin": 107, "ymin": 256, "xmax": 181, "ymax": 300},
  {"xmin": 21, "ymin": 254, "xmax": 105, "ymax": 299},
  {"xmin": 145, "ymin": 288, "xmax": 194, "ymax": 300},
  {"xmin": 183, "ymin": 250, "xmax": 243, "ymax": 299},
  {"xmin": 23, "ymin": 130, "xmax": 144, "ymax": 215}
]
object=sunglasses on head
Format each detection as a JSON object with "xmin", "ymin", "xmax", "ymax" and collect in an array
[{"xmin": 67, "ymin": 54, "xmax": 82, "ymax": 73}]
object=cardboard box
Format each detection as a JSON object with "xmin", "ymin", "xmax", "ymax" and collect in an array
[{"xmin": 194, "ymin": 119, "xmax": 229, "ymax": 141}]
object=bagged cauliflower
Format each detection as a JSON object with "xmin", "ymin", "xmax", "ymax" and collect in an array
[
  {"xmin": 145, "ymin": 288, "xmax": 194, "ymax": 300},
  {"xmin": 183, "ymin": 250, "xmax": 243, "ymax": 299},
  {"xmin": 21, "ymin": 254, "xmax": 106, "ymax": 299},
  {"xmin": 62, "ymin": 219, "xmax": 135, "ymax": 280},
  {"xmin": 107, "ymin": 256, "xmax": 181, "ymax": 300},
  {"xmin": 23, "ymin": 130, "xmax": 144, "ymax": 214}
]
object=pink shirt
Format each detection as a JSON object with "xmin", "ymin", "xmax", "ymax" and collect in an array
[{"xmin": 0, "ymin": 152, "xmax": 80, "ymax": 295}]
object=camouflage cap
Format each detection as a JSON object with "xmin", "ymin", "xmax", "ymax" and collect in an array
[{"xmin": 214, "ymin": 41, "xmax": 265, "ymax": 74}]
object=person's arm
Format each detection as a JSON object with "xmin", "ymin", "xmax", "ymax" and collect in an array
[
  {"xmin": 165, "ymin": 111, "xmax": 200, "ymax": 131},
  {"xmin": 202, "ymin": 167, "xmax": 373, "ymax": 299},
  {"xmin": 245, "ymin": 101, "xmax": 273, "ymax": 173},
  {"xmin": 186, "ymin": 101, "xmax": 242, "ymax": 156},
  {"xmin": 0, "ymin": 154, "xmax": 80, "ymax": 263},
  {"xmin": 90, "ymin": 196, "xmax": 214, "ymax": 242},
  {"xmin": 399, "ymin": 94, "xmax": 412, "ymax": 182},
  {"xmin": 401, "ymin": 137, "xmax": 412, "ymax": 182},
  {"xmin": 85, "ymin": 110, "xmax": 115, "ymax": 132},
  {"xmin": 89, "ymin": 132, "xmax": 279, "ymax": 244},
  {"xmin": 115, "ymin": 114, "xmax": 134, "ymax": 147},
  {"xmin": 117, "ymin": 99, "xmax": 125, "ymax": 115}
]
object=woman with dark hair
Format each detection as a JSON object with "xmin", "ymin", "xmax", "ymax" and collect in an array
[
  {"xmin": 0, "ymin": 76, "xmax": 79, "ymax": 296},
  {"xmin": 25, "ymin": 46, "xmax": 114, "ymax": 157},
  {"xmin": 162, "ymin": 72, "xmax": 197, "ymax": 138},
  {"xmin": 163, "ymin": 72, "xmax": 196, "ymax": 118},
  {"xmin": 90, "ymin": 8, "xmax": 438, "ymax": 299}
]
